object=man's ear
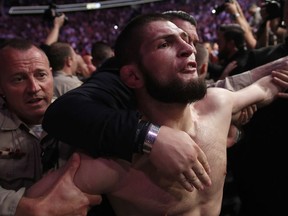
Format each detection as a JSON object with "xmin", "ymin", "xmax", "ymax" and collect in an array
[
  {"xmin": 120, "ymin": 65, "xmax": 143, "ymax": 88},
  {"xmin": 66, "ymin": 56, "xmax": 73, "ymax": 67},
  {"xmin": 198, "ymin": 63, "xmax": 208, "ymax": 79}
]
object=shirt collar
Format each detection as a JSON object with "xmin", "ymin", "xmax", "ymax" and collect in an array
[{"xmin": 0, "ymin": 104, "xmax": 25, "ymax": 131}]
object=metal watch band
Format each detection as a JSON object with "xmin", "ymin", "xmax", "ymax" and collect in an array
[{"xmin": 143, "ymin": 124, "xmax": 160, "ymax": 154}]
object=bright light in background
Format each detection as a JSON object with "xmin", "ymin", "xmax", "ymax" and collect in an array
[
  {"xmin": 86, "ymin": 3, "xmax": 101, "ymax": 9},
  {"xmin": 114, "ymin": 25, "xmax": 118, "ymax": 30},
  {"xmin": 9, "ymin": 0, "xmax": 165, "ymax": 15}
]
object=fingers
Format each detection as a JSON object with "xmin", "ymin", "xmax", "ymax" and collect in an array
[
  {"xmin": 179, "ymin": 152, "xmax": 212, "ymax": 192},
  {"xmin": 188, "ymin": 146, "xmax": 212, "ymax": 189},
  {"xmin": 178, "ymin": 164, "xmax": 212, "ymax": 192},
  {"xmin": 272, "ymin": 70, "xmax": 288, "ymax": 90},
  {"xmin": 237, "ymin": 105, "xmax": 257, "ymax": 125},
  {"xmin": 196, "ymin": 146, "xmax": 211, "ymax": 175},
  {"xmin": 190, "ymin": 160, "xmax": 212, "ymax": 187},
  {"xmin": 249, "ymin": 104, "xmax": 257, "ymax": 114},
  {"xmin": 63, "ymin": 153, "xmax": 82, "ymax": 179},
  {"xmin": 179, "ymin": 173, "xmax": 194, "ymax": 192},
  {"xmin": 245, "ymin": 105, "xmax": 257, "ymax": 123},
  {"xmin": 84, "ymin": 193, "xmax": 102, "ymax": 206},
  {"xmin": 238, "ymin": 110, "xmax": 248, "ymax": 125},
  {"xmin": 277, "ymin": 92, "xmax": 288, "ymax": 98},
  {"xmin": 183, "ymin": 165, "xmax": 211, "ymax": 190}
]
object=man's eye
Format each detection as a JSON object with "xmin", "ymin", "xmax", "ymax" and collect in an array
[
  {"xmin": 36, "ymin": 72, "xmax": 48, "ymax": 80},
  {"xmin": 11, "ymin": 76, "xmax": 24, "ymax": 83},
  {"xmin": 159, "ymin": 42, "xmax": 168, "ymax": 48}
]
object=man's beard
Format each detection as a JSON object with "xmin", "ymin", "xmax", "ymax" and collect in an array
[{"xmin": 142, "ymin": 66, "xmax": 207, "ymax": 104}]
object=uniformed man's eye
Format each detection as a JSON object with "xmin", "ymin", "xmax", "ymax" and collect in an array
[
  {"xmin": 11, "ymin": 75, "xmax": 25, "ymax": 84},
  {"xmin": 36, "ymin": 71, "xmax": 48, "ymax": 80}
]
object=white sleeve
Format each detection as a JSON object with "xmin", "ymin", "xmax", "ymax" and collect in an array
[
  {"xmin": 0, "ymin": 186, "xmax": 25, "ymax": 216},
  {"xmin": 212, "ymin": 71, "xmax": 253, "ymax": 91}
]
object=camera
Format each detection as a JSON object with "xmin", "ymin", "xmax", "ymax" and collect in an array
[
  {"xmin": 212, "ymin": 0, "xmax": 234, "ymax": 15},
  {"xmin": 43, "ymin": 3, "xmax": 68, "ymax": 26},
  {"xmin": 261, "ymin": 0, "xmax": 282, "ymax": 20}
]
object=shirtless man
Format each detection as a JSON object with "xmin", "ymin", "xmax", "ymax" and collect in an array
[{"xmin": 27, "ymin": 13, "xmax": 288, "ymax": 215}]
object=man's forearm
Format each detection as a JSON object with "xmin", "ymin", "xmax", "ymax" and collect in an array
[{"xmin": 42, "ymin": 71, "xmax": 141, "ymax": 161}]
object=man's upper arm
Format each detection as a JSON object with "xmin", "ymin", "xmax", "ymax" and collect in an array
[{"xmin": 75, "ymin": 154, "xmax": 129, "ymax": 194}]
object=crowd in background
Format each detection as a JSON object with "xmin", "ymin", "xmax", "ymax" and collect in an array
[
  {"xmin": 0, "ymin": 0, "xmax": 259, "ymax": 54},
  {"xmin": 1, "ymin": 0, "xmax": 287, "ymax": 216}
]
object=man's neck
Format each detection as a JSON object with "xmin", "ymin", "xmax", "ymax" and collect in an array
[
  {"xmin": 62, "ymin": 67, "xmax": 74, "ymax": 76},
  {"xmin": 139, "ymin": 99, "xmax": 194, "ymax": 131}
]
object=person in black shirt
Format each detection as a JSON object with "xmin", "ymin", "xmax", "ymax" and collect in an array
[{"xmin": 227, "ymin": 1, "xmax": 288, "ymax": 215}]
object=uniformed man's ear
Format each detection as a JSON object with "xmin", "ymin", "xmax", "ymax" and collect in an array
[{"xmin": 120, "ymin": 65, "xmax": 143, "ymax": 88}]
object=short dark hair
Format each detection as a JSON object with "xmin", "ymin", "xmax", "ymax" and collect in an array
[
  {"xmin": 0, "ymin": 38, "xmax": 47, "ymax": 62},
  {"xmin": 91, "ymin": 41, "xmax": 113, "ymax": 67},
  {"xmin": 163, "ymin": 10, "xmax": 197, "ymax": 27},
  {"xmin": 0, "ymin": 38, "xmax": 49, "ymax": 78},
  {"xmin": 48, "ymin": 42, "xmax": 73, "ymax": 71},
  {"xmin": 0, "ymin": 38, "xmax": 34, "ymax": 51},
  {"xmin": 114, "ymin": 13, "xmax": 168, "ymax": 66}
]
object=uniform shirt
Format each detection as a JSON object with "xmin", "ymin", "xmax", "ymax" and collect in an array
[
  {"xmin": 0, "ymin": 103, "xmax": 72, "ymax": 216},
  {"xmin": 0, "ymin": 104, "xmax": 43, "ymax": 216}
]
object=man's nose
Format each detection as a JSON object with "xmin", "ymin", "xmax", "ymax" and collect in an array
[
  {"xmin": 27, "ymin": 78, "xmax": 41, "ymax": 92},
  {"xmin": 179, "ymin": 41, "xmax": 196, "ymax": 58}
]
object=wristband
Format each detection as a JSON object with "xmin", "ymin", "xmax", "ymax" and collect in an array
[
  {"xmin": 143, "ymin": 123, "xmax": 160, "ymax": 154},
  {"xmin": 134, "ymin": 120, "xmax": 150, "ymax": 153}
]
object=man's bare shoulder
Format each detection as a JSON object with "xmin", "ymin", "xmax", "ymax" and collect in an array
[
  {"xmin": 205, "ymin": 87, "xmax": 233, "ymax": 101},
  {"xmin": 195, "ymin": 87, "xmax": 234, "ymax": 113}
]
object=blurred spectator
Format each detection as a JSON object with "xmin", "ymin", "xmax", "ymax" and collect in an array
[
  {"xmin": 227, "ymin": 1, "xmax": 288, "ymax": 215},
  {"xmin": 255, "ymin": 0, "xmax": 285, "ymax": 47},
  {"xmin": 83, "ymin": 54, "xmax": 97, "ymax": 73},
  {"xmin": 203, "ymin": 41, "xmax": 219, "ymax": 64},
  {"xmin": 76, "ymin": 54, "xmax": 92, "ymax": 81},
  {"xmin": 47, "ymin": 42, "xmax": 82, "ymax": 98},
  {"xmin": 209, "ymin": 23, "xmax": 250, "ymax": 80},
  {"xmin": 91, "ymin": 41, "xmax": 114, "ymax": 68},
  {"xmin": 40, "ymin": 12, "xmax": 66, "ymax": 56},
  {"xmin": 224, "ymin": 0, "xmax": 258, "ymax": 49},
  {"xmin": 76, "ymin": 54, "xmax": 96, "ymax": 81},
  {"xmin": 2, "ymin": 0, "xmax": 259, "ymax": 54},
  {"xmin": 247, "ymin": 2, "xmax": 262, "ymax": 34}
]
